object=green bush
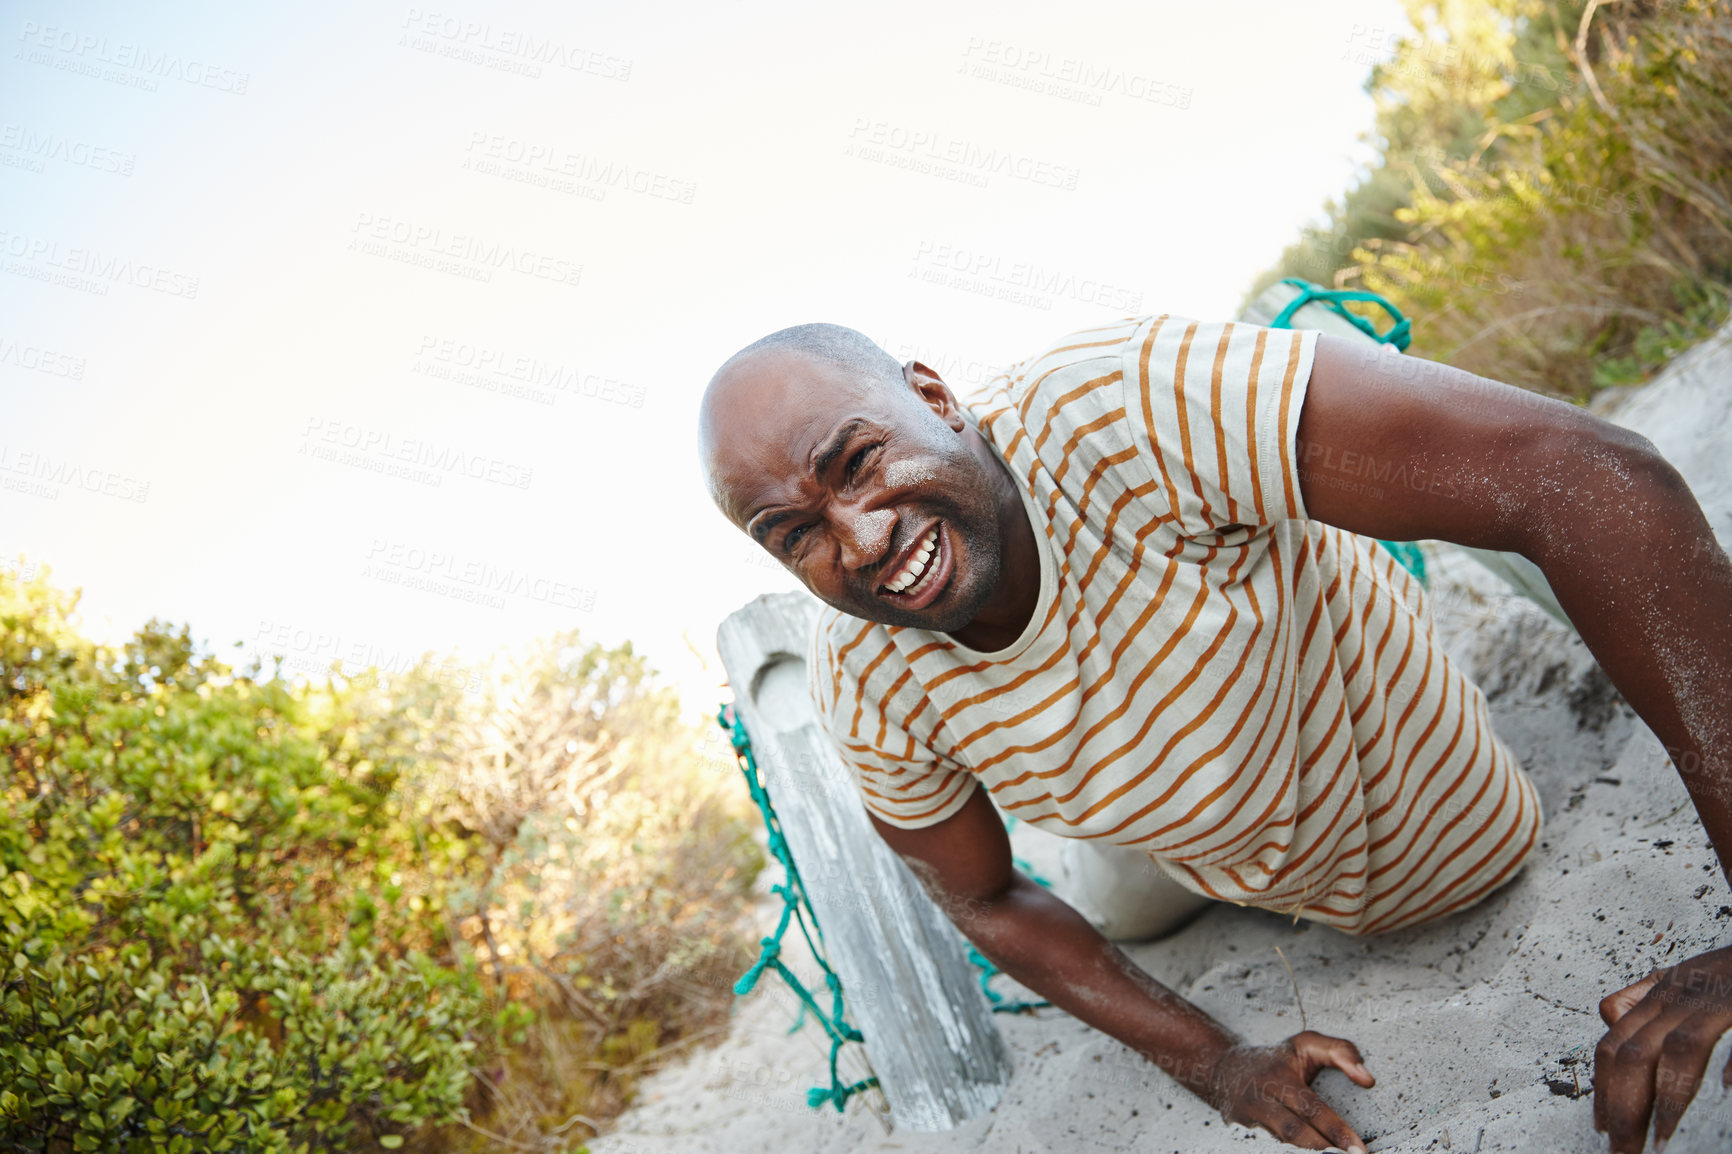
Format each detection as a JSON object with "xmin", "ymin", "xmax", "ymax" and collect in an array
[
  {"xmin": 1, "ymin": 941, "xmax": 479, "ymax": 1151},
  {"xmin": 0, "ymin": 566, "xmax": 486, "ymax": 1150},
  {"xmin": 0, "ymin": 563, "xmax": 762, "ymax": 1152}
]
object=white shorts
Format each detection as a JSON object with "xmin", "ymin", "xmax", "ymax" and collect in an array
[{"xmin": 1008, "ymin": 818, "xmax": 1215, "ymax": 942}]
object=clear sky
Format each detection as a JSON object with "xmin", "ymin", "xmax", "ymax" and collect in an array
[{"xmin": 1, "ymin": 0, "xmax": 1409, "ymax": 716}]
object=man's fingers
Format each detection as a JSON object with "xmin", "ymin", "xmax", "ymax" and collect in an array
[
  {"xmin": 1650, "ymin": 1020, "xmax": 1719, "ymax": 1149},
  {"xmin": 1291, "ymin": 1030, "xmax": 1376, "ymax": 1088},
  {"xmin": 1594, "ymin": 996, "xmax": 1667, "ymax": 1133},
  {"xmin": 1601, "ymin": 968, "xmax": 1668, "ymax": 1026},
  {"xmin": 1591, "ymin": 949, "xmax": 1732, "ymax": 1148},
  {"xmin": 1249, "ymin": 1101, "xmax": 1337, "ymax": 1151},
  {"xmin": 1599, "ymin": 1013, "xmax": 1677, "ymax": 1154},
  {"xmin": 1283, "ymin": 1084, "xmax": 1368, "ymax": 1154}
]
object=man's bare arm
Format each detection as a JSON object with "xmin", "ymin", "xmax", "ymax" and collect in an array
[
  {"xmin": 1299, "ymin": 334, "xmax": 1732, "ymax": 1154},
  {"xmin": 870, "ymin": 786, "xmax": 1374, "ymax": 1152}
]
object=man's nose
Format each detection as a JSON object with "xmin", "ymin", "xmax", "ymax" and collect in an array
[{"xmin": 833, "ymin": 504, "xmax": 896, "ymax": 573}]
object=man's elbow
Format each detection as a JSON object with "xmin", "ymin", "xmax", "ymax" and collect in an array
[
  {"xmin": 934, "ymin": 874, "xmax": 1052, "ymax": 960},
  {"xmin": 1569, "ymin": 415, "xmax": 1679, "ymax": 487},
  {"xmin": 896, "ymin": 852, "xmax": 1026, "ymax": 938},
  {"xmin": 1524, "ymin": 417, "xmax": 1698, "ymax": 552}
]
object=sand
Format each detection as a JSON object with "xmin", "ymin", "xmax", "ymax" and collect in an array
[{"xmin": 593, "ymin": 321, "xmax": 1732, "ymax": 1154}]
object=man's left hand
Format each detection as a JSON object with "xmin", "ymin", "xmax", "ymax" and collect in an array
[{"xmin": 1594, "ymin": 944, "xmax": 1732, "ymax": 1152}]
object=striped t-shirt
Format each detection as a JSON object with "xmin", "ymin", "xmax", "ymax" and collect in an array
[{"xmin": 809, "ymin": 315, "xmax": 1542, "ymax": 935}]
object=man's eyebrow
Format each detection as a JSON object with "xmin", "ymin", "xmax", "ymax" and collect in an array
[
  {"xmin": 749, "ymin": 510, "xmax": 789, "ymax": 545},
  {"xmin": 811, "ymin": 419, "xmax": 867, "ymax": 480}
]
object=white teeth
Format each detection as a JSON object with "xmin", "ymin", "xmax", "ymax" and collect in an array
[{"xmin": 885, "ymin": 527, "xmax": 940, "ymax": 594}]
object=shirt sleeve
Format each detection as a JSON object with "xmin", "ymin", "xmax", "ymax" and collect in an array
[
  {"xmin": 807, "ymin": 611, "xmax": 979, "ymax": 830},
  {"xmin": 1121, "ymin": 315, "xmax": 1317, "ymax": 536}
]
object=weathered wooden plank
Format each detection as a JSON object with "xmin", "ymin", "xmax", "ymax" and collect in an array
[{"xmin": 716, "ymin": 591, "xmax": 1012, "ymax": 1131}]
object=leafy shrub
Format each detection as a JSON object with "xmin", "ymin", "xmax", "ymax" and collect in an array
[
  {"xmin": 0, "ymin": 564, "xmax": 762, "ymax": 1152},
  {"xmin": 2, "ymin": 941, "xmax": 480, "ymax": 1151},
  {"xmin": 0, "ymin": 566, "xmax": 485, "ymax": 1150}
]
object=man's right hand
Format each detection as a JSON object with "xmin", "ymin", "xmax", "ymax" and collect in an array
[
  {"xmin": 1200, "ymin": 1030, "xmax": 1375, "ymax": 1153},
  {"xmin": 868, "ymin": 789, "xmax": 1376, "ymax": 1152}
]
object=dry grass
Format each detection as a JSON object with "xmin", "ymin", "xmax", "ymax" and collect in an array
[
  {"xmin": 345, "ymin": 637, "xmax": 765, "ymax": 1154},
  {"xmin": 1371, "ymin": 1, "xmax": 1732, "ymax": 397},
  {"xmin": 1267, "ymin": 0, "xmax": 1732, "ymax": 399}
]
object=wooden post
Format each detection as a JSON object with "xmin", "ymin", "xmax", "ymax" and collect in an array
[{"xmin": 716, "ymin": 591, "xmax": 1012, "ymax": 1131}]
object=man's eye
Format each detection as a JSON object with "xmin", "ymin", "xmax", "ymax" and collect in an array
[
  {"xmin": 785, "ymin": 525, "xmax": 810, "ymax": 552},
  {"xmin": 846, "ymin": 444, "xmax": 879, "ymax": 481}
]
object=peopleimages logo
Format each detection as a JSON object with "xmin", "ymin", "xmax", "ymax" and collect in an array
[
  {"xmin": 0, "ymin": 229, "xmax": 199, "ymax": 298},
  {"xmin": 0, "ymin": 335, "xmax": 85, "ymax": 380},
  {"xmin": 872, "ymin": 337, "xmax": 1009, "ymax": 390},
  {"xmin": 0, "ymin": 124, "xmax": 135, "ymax": 175},
  {"xmin": 0, "ymin": 445, "xmax": 149, "ymax": 502},
  {"xmin": 846, "ymin": 118, "xmax": 1082, "ymax": 191},
  {"xmin": 398, "ymin": 8, "xmax": 631, "ymax": 81},
  {"xmin": 958, "ymin": 38, "xmax": 1194, "ymax": 109},
  {"xmin": 910, "ymin": 240, "xmax": 1143, "ymax": 312},
  {"xmin": 413, "ymin": 337, "xmax": 647, "ymax": 408},
  {"xmin": 15, "ymin": 21, "xmax": 250, "ymax": 93},
  {"xmin": 254, "ymin": 619, "xmax": 485, "ymax": 694},
  {"xmin": 347, "ymin": 212, "xmax": 583, "ymax": 288},
  {"xmin": 299, "ymin": 417, "xmax": 535, "ymax": 490},
  {"xmin": 362, "ymin": 538, "xmax": 595, "ymax": 612},
  {"xmin": 462, "ymin": 133, "xmax": 696, "ymax": 205}
]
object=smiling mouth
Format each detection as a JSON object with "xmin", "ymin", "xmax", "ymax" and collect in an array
[{"xmin": 879, "ymin": 523, "xmax": 943, "ymax": 599}]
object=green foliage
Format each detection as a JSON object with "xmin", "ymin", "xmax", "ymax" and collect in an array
[
  {"xmin": 1255, "ymin": 0, "xmax": 1732, "ymax": 398},
  {"xmin": 0, "ymin": 565, "xmax": 483, "ymax": 1150},
  {"xmin": 0, "ymin": 563, "xmax": 761, "ymax": 1151},
  {"xmin": 1, "ymin": 940, "xmax": 479, "ymax": 1151}
]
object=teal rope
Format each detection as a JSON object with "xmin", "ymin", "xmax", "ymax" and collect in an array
[
  {"xmin": 1266, "ymin": 280, "xmax": 1427, "ymax": 586},
  {"xmin": 1375, "ymin": 539, "xmax": 1428, "ymax": 585},
  {"xmin": 718, "ymin": 706, "xmax": 879, "ymax": 1114},
  {"xmin": 968, "ymin": 939, "xmax": 1050, "ymax": 1014},
  {"xmin": 1270, "ymin": 277, "xmax": 1412, "ymax": 351}
]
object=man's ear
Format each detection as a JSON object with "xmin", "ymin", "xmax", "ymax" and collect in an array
[{"xmin": 904, "ymin": 360, "xmax": 966, "ymax": 431}]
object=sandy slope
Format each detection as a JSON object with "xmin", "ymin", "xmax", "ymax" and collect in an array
[{"xmin": 593, "ymin": 322, "xmax": 1732, "ymax": 1154}]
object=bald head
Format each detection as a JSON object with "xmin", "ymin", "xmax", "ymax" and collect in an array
[
  {"xmin": 700, "ymin": 325, "xmax": 902, "ymax": 489},
  {"xmin": 699, "ymin": 324, "xmax": 917, "ymax": 520},
  {"xmin": 712, "ymin": 323, "xmax": 904, "ymax": 398}
]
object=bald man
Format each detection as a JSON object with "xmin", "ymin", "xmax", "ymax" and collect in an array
[{"xmin": 698, "ymin": 316, "xmax": 1732, "ymax": 1154}]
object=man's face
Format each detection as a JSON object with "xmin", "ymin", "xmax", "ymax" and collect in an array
[{"xmin": 706, "ymin": 351, "xmax": 1007, "ymax": 633}]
